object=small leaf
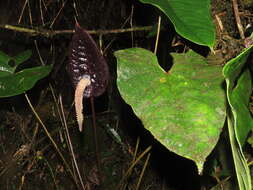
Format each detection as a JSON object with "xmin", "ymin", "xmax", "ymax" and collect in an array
[
  {"xmin": 115, "ymin": 48, "xmax": 226, "ymax": 172},
  {"xmin": 0, "ymin": 65, "xmax": 52, "ymax": 97},
  {"xmin": 139, "ymin": 0, "xmax": 215, "ymax": 47}
]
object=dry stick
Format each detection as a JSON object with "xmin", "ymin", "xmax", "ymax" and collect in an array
[
  {"xmin": 130, "ymin": 5, "xmax": 134, "ymax": 47},
  {"xmin": 59, "ymin": 95, "xmax": 86, "ymax": 190},
  {"xmin": 133, "ymin": 137, "xmax": 140, "ymax": 162},
  {"xmin": 18, "ymin": 0, "xmax": 28, "ymax": 24},
  {"xmin": 34, "ymin": 40, "xmax": 44, "ymax": 65},
  {"xmin": 215, "ymin": 14, "xmax": 224, "ymax": 32},
  {"xmin": 136, "ymin": 153, "xmax": 151, "ymax": 190},
  {"xmin": 0, "ymin": 24, "xmax": 153, "ymax": 38},
  {"xmin": 18, "ymin": 175, "xmax": 25, "ymax": 190},
  {"xmin": 27, "ymin": 0, "xmax": 33, "ymax": 26},
  {"xmin": 42, "ymin": 0, "xmax": 48, "ymax": 11},
  {"xmin": 39, "ymin": 0, "xmax": 45, "ymax": 26},
  {"xmin": 121, "ymin": 137, "xmax": 140, "ymax": 190},
  {"xmin": 117, "ymin": 145, "xmax": 152, "ymax": 190},
  {"xmin": 49, "ymin": 0, "xmax": 66, "ymax": 28},
  {"xmin": 231, "ymin": 0, "xmax": 245, "ymax": 39},
  {"xmin": 90, "ymin": 96, "xmax": 102, "ymax": 183},
  {"xmin": 154, "ymin": 16, "xmax": 161, "ymax": 55}
]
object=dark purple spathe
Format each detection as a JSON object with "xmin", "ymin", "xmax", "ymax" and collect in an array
[{"xmin": 67, "ymin": 23, "xmax": 109, "ymax": 97}]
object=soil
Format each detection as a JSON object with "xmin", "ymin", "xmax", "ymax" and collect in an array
[{"xmin": 0, "ymin": 0, "xmax": 252, "ymax": 190}]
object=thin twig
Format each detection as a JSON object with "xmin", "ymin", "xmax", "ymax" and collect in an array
[
  {"xmin": 136, "ymin": 153, "xmax": 151, "ymax": 190},
  {"xmin": 18, "ymin": 0, "xmax": 28, "ymax": 24},
  {"xmin": 133, "ymin": 137, "xmax": 140, "ymax": 162},
  {"xmin": 42, "ymin": 0, "xmax": 48, "ymax": 11},
  {"xmin": 231, "ymin": 0, "xmax": 245, "ymax": 39},
  {"xmin": 27, "ymin": 0, "xmax": 33, "ymax": 27},
  {"xmin": 39, "ymin": 0, "xmax": 45, "ymax": 26},
  {"xmin": 215, "ymin": 14, "xmax": 224, "ymax": 32},
  {"xmin": 154, "ymin": 16, "xmax": 161, "ymax": 55},
  {"xmin": 0, "ymin": 24, "xmax": 153, "ymax": 38},
  {"xmin": 130, "ymin": 5, "xmax": 134, "ymax": 47},
  {"xmin": 117, "ymin": 145, "xmax": 152, "ymax": 190},
  {"xmin": 49, "ymin": 0, "xmax": 66, "ymax": 28}
]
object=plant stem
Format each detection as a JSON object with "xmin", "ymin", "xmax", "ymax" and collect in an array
[
  {"xmin": 90, "ymin": 96, "xmax": 102, "ymax": 183},
  {"xmin": 0, "ymin": 24, "xmax": 153, "ymax": 38}
]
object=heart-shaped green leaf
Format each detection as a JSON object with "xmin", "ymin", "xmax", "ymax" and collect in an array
[
  {"xmin": 139, "ymin": 0, "xmax": 215, "ymax": 48},
  {"xmin": 115, "ymin": 48, "xmax": 226, "ymax": 172}
]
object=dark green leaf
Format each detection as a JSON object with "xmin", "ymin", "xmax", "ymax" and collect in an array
[
  {"xmin": 223, "ymin": 46, "xmax": 253, "ymax": 145},
  {"xmin": 139, "ymin": 0, "xmax": 215, "ymax": 47},
  {"xmin": 223, "ymin": 46, "xmax": 253, "ymax": 190},
  {"xmin": 0, "ymin": 65, "xmax": 52, "ymax": 97}
]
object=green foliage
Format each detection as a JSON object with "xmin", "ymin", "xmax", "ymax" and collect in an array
[
  {"xmin": 223, "ymin": 46, "xmax": 253, "ymax": 190},
  {"xmin": 115, "ymin": 48, "xmax": 226, "ymax": 172},
  {"xmin": 0, "ymin": 50, "xmax": 52, "ymax": 97},
  {"xmin": 139, "ymin": 0, "xmax": 215, "ymax": 48}
]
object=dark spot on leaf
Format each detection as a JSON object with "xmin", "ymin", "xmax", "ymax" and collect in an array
[{"xmin": 67, "ymin": 23, "xmax": 109, "ymax": 97}]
